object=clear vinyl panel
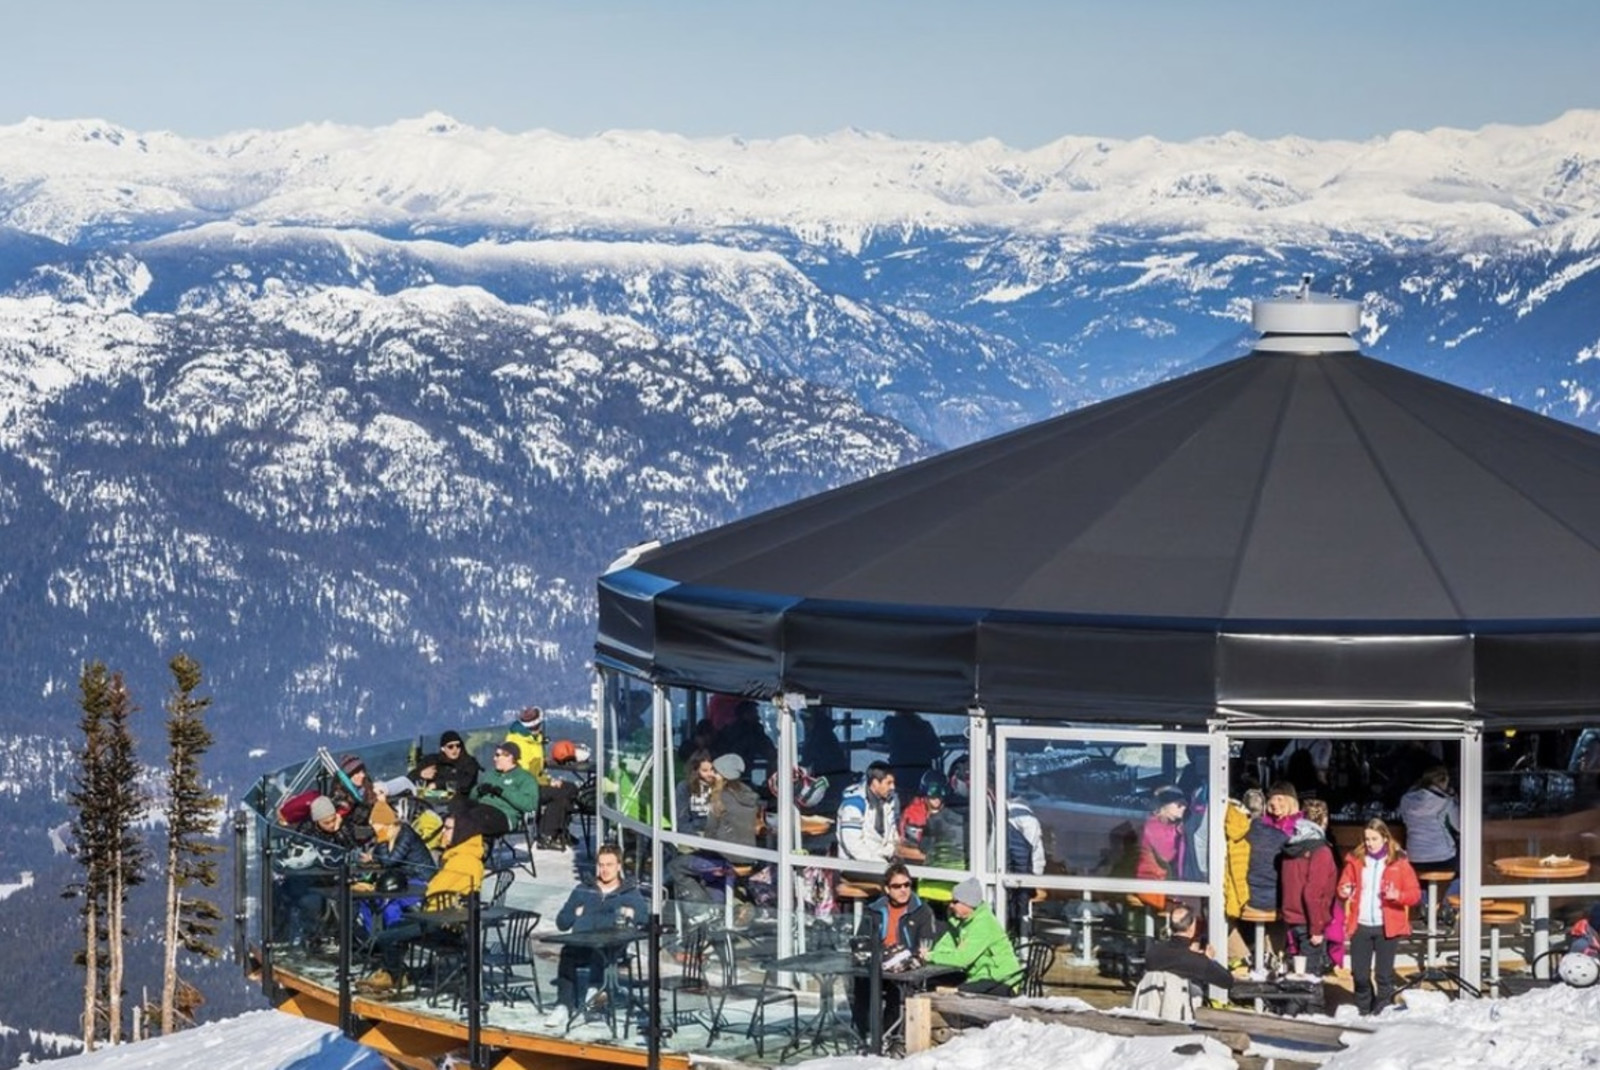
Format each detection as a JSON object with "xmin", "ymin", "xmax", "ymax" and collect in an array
[{"xmin": 997, "ymin": 726, "xmax": 1221, "ymax": 971}]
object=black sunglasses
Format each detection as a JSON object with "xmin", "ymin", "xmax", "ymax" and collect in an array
[{"xmin": 886, "ymin": 880, "xmax": 912, "ymax": 889}]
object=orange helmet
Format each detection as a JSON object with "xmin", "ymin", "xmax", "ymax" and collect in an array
[{"xmin": 551, "ymin": 739, "xmax": 577, "ymax": 764}]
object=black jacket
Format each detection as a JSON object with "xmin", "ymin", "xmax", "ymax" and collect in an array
[
  {"xmin": 1145, "ymin": 936, "xmax": 1234, "ymax": 991},
  {"xmin": 857, "ymin": 891, "xmax": 943, "ymax": 954},
  {"xmin": 411, "ymin": 750, "xmax": 482, "ymax": 795}
]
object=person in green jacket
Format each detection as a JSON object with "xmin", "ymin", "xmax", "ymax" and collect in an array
[
  {"xmin": 456, "ymin": 740, "xmax": 540, "ymax": 838},
  {"xmin": 925, "ymin": 876, "xmax": 1023, "ymax": 996}
]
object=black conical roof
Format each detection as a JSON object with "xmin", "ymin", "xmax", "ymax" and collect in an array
[{"xmin": 598, "ymin": 348, "xmax": 1600, "ymax": 723}]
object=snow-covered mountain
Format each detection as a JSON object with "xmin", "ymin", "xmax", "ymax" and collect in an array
[{"xmin": 1, "ymin": 111, "xmax": 1599, "ymax": 784}]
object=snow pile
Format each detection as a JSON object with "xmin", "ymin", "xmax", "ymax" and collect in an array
[{"xmin": 41, "ymin": 1011, "xmax": 387, "ymax": 1070}]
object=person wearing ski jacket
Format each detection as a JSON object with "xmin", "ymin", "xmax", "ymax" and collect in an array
[
  {"xmin": 1279, "ymin": 818, "xmax": 1338, "ymax": 973},
  {"xmin": 1338, "ymin": 818, "xmax": 1421, "ymax": 1014},
  {"xmin": 926, "ymin": 877, "xmax": 1023, "ymax": 995}
]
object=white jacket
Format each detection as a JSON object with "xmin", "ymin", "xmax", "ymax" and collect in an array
[{"xmin": 837, "ymin": 780, "xmax": 899, "ymax": 862}]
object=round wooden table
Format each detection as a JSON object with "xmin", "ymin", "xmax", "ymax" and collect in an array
[
  {"xmin": 1491, "ymin": 855, "xmax": 1591, "ymax": 880},
  {"xmin": 1490, "ymin": 855, "xmax": 1592, "ymax": 977}
]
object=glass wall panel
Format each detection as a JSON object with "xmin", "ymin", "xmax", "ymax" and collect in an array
[
  {"xmin": 602, "ymin": 671, "xmax": 655, "ymax": 824},
  {"xmin": 1007, "ymin": 736, "xmax": 1208, "ymax": 882}
]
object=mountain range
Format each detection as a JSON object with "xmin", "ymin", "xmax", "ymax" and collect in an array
[{"xmin": 1, "ymin": 109, "xmax": 1599, "ymax": 802}]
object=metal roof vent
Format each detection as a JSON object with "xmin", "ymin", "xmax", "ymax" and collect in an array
[{"xmin": 1251, "ymin": 276, "xmax": 1361, "ymax": 354}]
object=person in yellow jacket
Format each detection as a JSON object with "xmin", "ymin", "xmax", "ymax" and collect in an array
[
  {"xmin": 1222, "ymin": 789, "xmax": 1262, "ymax": 966},
  {"xmin": 359, "ymin": 811, "xmax": 486, "ymax": 993},
  {"xmin": 505, "ymin": 706, "xmax": 549, "ymax": 779},
  {"xmin": 505, "ymin": 705, "xmax": 583, "ymax": 849}
]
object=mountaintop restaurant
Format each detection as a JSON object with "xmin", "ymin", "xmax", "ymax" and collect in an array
[
  {"xmin": 243, "ymin": 286, "xmax": 1600, "ymax": 1069},
  {"xmin": 594, "ymin": 286, "xmax": 1600, "ymax": 991}
]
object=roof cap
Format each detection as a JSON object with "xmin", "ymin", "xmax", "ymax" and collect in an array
[{"xmin": 1252, "ymin": 276, "xmax": 1360, "ymax": 354}]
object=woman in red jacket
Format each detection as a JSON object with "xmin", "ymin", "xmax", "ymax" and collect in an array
[
  {"xmin": 1279, "ymin": 818, "xmax": 1338, "ymax": 974},
  {"xmin": 1337, "ymin": 818, "xmax": 1421, "ymax": 1014}
]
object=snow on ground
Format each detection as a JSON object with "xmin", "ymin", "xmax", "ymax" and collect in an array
[
  {"xmin": 34, "ymin": 975, "xmax": 1600, "ymax": 1070},
  {"xmin": 40, "ymin": 1011, "xmax": 387, "ymax": 1070}
]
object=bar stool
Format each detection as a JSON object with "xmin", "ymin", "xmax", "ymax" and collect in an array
[
  {"xmin": 1454, "ymin": 895, "xmax": 1526, "ymax": 996},
  {"xmin": 1238, "ymin": 905, "xmax": 1277, "ymax": 1012},
  {"xmin": 835, "ymin": 880, "xmax": 881, "ymax": 930},
  {"xmin": 722, "ymin": 863, "xmax": 756, "ymax": 930},
  {"xmin": 1239, "ymin": 905, "xmax": 1277, "ymax": 969},
  {"xmin": 1415, "ymin": 870, "xmax": 1456, "ymax": 967}
]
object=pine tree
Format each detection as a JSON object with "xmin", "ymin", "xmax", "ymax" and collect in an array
[
  {"xmin": 159, "ymin": 652, "xmax": 224, "ymax": 1035},
  {"xmin": 66, "ymin": 661, "xmax": 113, "ymax": 1050},
  {"xmin": 101, "ymin": 670, "xmax": 148, "ymax": 1046}
]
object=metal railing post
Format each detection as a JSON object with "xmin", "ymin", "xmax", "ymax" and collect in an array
[{"xmin": 467, "ymin": 892, "xmax": 483, "ymax": 1068}]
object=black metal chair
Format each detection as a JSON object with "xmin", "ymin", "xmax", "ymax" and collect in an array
[
  {"xmin": 1015, "ymin": 938, "xmax": 1057, "ymax": 998},
  {"xmin": 708, "ymin": 929, "xmax": 799, "ymax": 1058},
  {"xmin": 659, "ymin": 922, "xmax": 715, "ymax": 1039},
  {"xmin": 482, "ymin": 906, "xmax": 545, "ymax": 1010}
]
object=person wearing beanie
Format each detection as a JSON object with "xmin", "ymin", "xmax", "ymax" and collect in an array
[
  {"xmin": 665, "ymin": 751, "xmax": 764, "ymax": 923},
  {"xmin": 360, "ymin": 810, "xmax": 485, "ymax": 994},
  {"xmin": 454, "ymin": 741, "xmax": 540, "ymax": 840},
  {"xmin": 327, "ymin": 754, "xmax": 376, "ymax": 840},
  {"xmin": 925, "ymin": 874, "xmax": 1023, "ymax": 996},
  {"xmin": 1135, "ymin": 786, "xmax": 1191, "ymax": 910},
  {"xmin": 272, "ymin": 794, "xmax": 359, "ymax": 947},
  {"xmin": 505, "ymin": 706, "xmax": 549, "ymax": 779},
  {"xmin": 410, "ymin": 729, "xmax": 482, "ymax": 797}
]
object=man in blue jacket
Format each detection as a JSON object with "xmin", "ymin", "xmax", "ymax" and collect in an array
[{"xmin": 546, "ymin": 844, "xmax": 649, "ymax": 1029}]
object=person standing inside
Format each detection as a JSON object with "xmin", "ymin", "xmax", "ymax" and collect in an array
[
  {"xmin": 1135, "ymin": 787, "xmax": 1188, "ymax": 910},
  {"xmin": 924, "ymin": 877, "xmax": 1023, "ymax": 996},
  {"xmin": 883, "ymin": 710, "xmax": 942, "ymax": 808},
  {"xmin": 838, "ymin": 762, "xmax": 900, "ymax": 864},
  {"xmin": 1338, "ymin": 818, "xmax": 1421, "ymax": 1014},
  {"xmin": 1279, "ymin": 818, "xmax": 1338, "ymax": 974}
]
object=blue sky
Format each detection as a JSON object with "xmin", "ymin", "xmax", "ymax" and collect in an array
[{"xmin": 8, "ymin": 0, "xmax": 1598, "ymax": 145}]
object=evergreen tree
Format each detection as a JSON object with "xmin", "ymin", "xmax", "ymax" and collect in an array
[
  {"xmin": 101, "ymin": 670, "xmax": 148, "ymax": 1046},
  {"xmin": 65, "ymin": 661, "xmax": 113, "ymax": 1050},
  {"xmin": 159, "ymin": 652, "xmax": 223, "ymax": 1035}
]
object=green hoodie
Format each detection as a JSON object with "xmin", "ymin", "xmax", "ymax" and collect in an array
[{"xmin": 926, "ymin": 902, "xmax": 1022, "ymax": 990}]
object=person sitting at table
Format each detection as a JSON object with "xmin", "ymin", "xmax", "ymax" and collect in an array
[
  {"xmin": 536, "ymin": 738, "xmax": 586, "ymax": 850},
  {"xmin": 410, "ymin": 729, "xmax": 481, "ymax": 797},
  {"xmin": 452, "ymin": 740, "xmax": 540, "ymax": 840},
  {"xmin": 272, "ymin": 794, "xmax": 362, "ymax": 949},
  {"xmin": 546, "ymin": 843, "xmax": 649, "ymax": 1028},
  {"xmin": 851, "ymin": 861, "xmax": 944, "ymax": 1037},
  {"xmin": 1338, "ymin": 818, "xmax": 1421, "ymax": 1015},
  {"xmin": 1134, "ymin": 903, "xmax": 1234, "ymax": 1021},
  {"xmin": 675, "ymin": 749, "xmax": 717, "ymax": 836},
  {"xmin": 358, "ymin": 809, "xmax": 486, "ymax": 994},
  {"xmin": 838, "ymin": 762, "xmax": 900, "ymax": 864},
  {"xmin": 666, "ymin": 753, "xmax": 763, "ymax": 926},
  {"xmin": 331, "ymin": 754, "xmax": 378, "ymax": 839},
  {"xmin": 924, "ymin": 877, "xmax": 1023, "ymax": 996},
  {"xmin": 356, "ymin": 798, "xmax": 438, "ymax": 934},
  {"xmin": 1396, "ymin": 765, "xmax": 1460, "ymax": 878}
]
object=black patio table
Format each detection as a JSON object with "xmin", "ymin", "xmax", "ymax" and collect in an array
[
  {"xmin": 538, "ymin": 927, "xmax": 649, "ymax": 1036},
  {"xmin": 771, "ymin": 948, "xmax": 862, "ymax": 1054}
]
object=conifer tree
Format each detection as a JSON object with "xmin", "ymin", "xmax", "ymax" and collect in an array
[
  {"xmin": 101, "ymin": 670, "xmax": 147, "ymax": 1046},
  {"xmin": 66, "ymin": 661, "xmax": 113, "ymax": 1050},
  {"xmin": 159, "ymin": 652, "xmax": 223, "ymax": 1034}
]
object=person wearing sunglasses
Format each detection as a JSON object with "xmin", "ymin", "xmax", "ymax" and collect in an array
[
  {"xmin": 409, "ymin": 729, "xmax": 482, "ymax": 797},
  {"xmin": 851, "ymin": 862, "xmax": 943, "ymax": 1038}
]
